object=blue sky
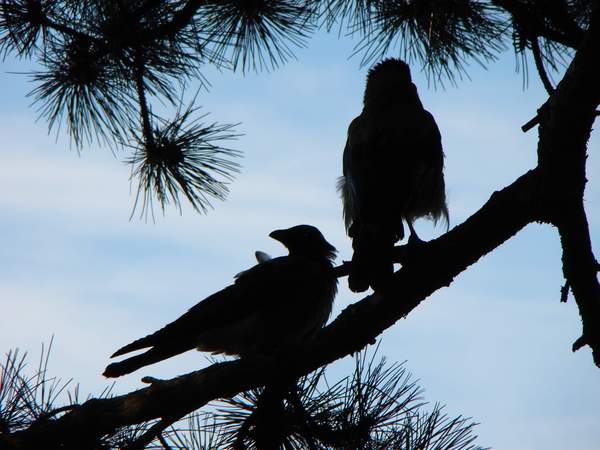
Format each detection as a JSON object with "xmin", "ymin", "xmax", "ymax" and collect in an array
[{"xmin": 1, "ymin": 29, "xmax": 599, "ymax": 449}]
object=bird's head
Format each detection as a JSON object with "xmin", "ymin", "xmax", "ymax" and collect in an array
[
  {"xmin": 269, "ymin": 225, "xmax": 337, "ymax": 261},
  {"xmin": 363, "ymin": 58, "xmax": 415, "ymax": 106}
]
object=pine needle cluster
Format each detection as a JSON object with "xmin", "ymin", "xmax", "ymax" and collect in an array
[
  {"xmin": 164, "ymin": 348, "xmax": 486, "ymax": 450},
  {"xmin": 1, "ymin": 343, "xmax": 486, "ymax": 449}
]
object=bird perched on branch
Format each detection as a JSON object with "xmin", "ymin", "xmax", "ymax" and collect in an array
[
  {"xmin": 338, "ymin": 58, "xmax": 448, "ymax": 293},
  {"xmin": 103, "ymin": 225, "xmax": 337, "ymax": 378}
]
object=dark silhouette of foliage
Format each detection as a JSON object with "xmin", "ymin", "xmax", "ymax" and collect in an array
[
  {"xmin": 127, "ymin": 101, "xmax": 241, "ymax": 219},
  {"xmin": 0, "ymin": 338, "xmax": 73, "ymax": 435},
  {"xmin": 209, "ymin": 349, "xmax": 484, "ymax": 449},
  {"xmin": 1, "ymin": 343, "xmax": 486, "ymax": 449}
]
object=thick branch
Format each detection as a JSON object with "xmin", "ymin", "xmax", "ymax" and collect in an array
[
  {"xmin": 0, "ymin": 169, "xmax": 542, "ymax": 449},
  {"xmin": 535, "ymin": 7, "xmax": 600, "ymax": 363},
  {"xmin": 557, "ymin": 204, "xmax": 600, "ymax": 359}
]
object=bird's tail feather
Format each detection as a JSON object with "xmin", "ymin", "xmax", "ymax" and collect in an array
[
  {"xmin": 103, "ymin": 346, "xmax": 181, "ymax": 378},
  {"xmin": 110, "ymin": 334, "xmax": 156, "ymax": 358},
  {"xmin": 337, "ymin": 176, "xmax": 356, "ymax": 233},
  {"xmin": 428, "ymin": 168, "xmax": 449, "ymax": 230}
]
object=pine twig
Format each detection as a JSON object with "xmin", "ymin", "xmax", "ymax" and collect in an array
[
  {"xmin": 530, "ymin": 36, "xmax": 555, "ymax": 94},
  {"xmin": 123, "ymin": 416, "xmax": 182, "ymax": 450}
]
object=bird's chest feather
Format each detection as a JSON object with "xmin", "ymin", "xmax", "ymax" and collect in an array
[{"xmin": 351, "ymin": 110, "xmax": 423, "ymax": 175}]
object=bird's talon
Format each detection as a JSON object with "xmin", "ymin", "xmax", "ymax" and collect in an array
[{"xmin": 407, "ymin": 234, "xmax": 425, "ymax": 250}]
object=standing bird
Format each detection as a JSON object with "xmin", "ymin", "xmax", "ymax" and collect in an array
[
  {"xmin": 103, "ymin": 225, "xmax": 337, "ymax": 378},
  {"xmin": 338, "ymin": 59, "xmax": 448, "ymax": 293}
]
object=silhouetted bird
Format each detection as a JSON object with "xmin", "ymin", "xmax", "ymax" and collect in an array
[
  {"xmin": 103, "ymin": 225, "xmax": 337, "ymax": 378},
  {"xmin": 338, "ymin": 59, "xmax": 448, "ymax": 293}
]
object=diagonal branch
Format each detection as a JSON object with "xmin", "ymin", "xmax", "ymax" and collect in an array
[
  {"xmin": 0, "ymin": 168, "xmax": 543, "ymax": 449},
  {"xmin": 123, "ymin": 415, "xmax": 183, "ymax": 450}
]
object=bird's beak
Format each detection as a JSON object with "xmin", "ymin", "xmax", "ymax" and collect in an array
[{"xmin": 269, "ymin": 229, "xmax": 287, "ymax": 244}]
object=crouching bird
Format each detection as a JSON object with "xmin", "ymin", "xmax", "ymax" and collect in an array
[
  {"xmin": 338, "ymin": 58, "xmax": 448, "ymax": 293},
  {"xmin": 103, "ymin": 225, "xmax": 337, "ymax": 378}
]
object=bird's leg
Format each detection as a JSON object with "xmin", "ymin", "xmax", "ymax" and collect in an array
[
  {"xmin": 407, "ymin": 221, "xmax": 423, "ymax": 244},
  {"xmin": 406, "ymin": 221, "xmax": 426, "ymax": 258}
]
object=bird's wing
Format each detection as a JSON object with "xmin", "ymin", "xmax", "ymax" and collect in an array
[
  {"xmin": 108, "ymin": 283, "xmax": 243, "ymax": 358},
  {"xmin": 413, "ymin": 109, "xmax": 443, "ymax": 169},
  {"xmin": 339, "ymin": 114, "xmax": 365, "ymax": 232},
  {"xmin": 344, "ymin": 109, "xmax": 415, "ymax": 224},
  {"xmin": 352, "ymin": 105, "xmax": 444, "ymax": 218},
  {"xmin": 226, "ymin": 255, "xmax": 335, "ymax": 350},
  {"xmin": 232, "ymin": 255, "xmax": 326, "ymax": 303},
  {"xmin": 110, "ymin": 256, "xmax": 323, "ymax": 358},
  {"xmin": 104, "ymin": 255, "xmax": 335, "ymax": 376},
  {"xmin": 403, "ymin": 108, "xmax": 449, "ymax": 224}
]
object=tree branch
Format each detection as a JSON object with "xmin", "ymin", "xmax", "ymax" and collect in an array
[
  {"xmin": 140, "ymin": 0, "xmax": 208, "ymax": 42},
  {"xmin": 530, "ymin": 36, "xmax": 554, "ymax": 94},
  {"xmin": 535, "ymin": 7, "xmax": 600, "ymax": 362},
  {"xmin": 118, "ymin": 0, "xmax": 226, "ymax": 46},
  {"xmin": 134, "ymin": 52, "xmax": 154, "ymax": 148},
  {"xmin": 492, "ymin": 0, "xmax": 585, "ymax": 49},
  {"xmin": 39, "ymin": 16, "xmax": 95, "ymax": 43},
  {"xmin": 557, "ymin": 204, "xmax": 600, "ymax": 358},
  {"xmin": 123, "ymin": 415, "xmax": 183, "ymax": 450},
  {"xmin": 521, "ymin": 5, "xmax": 600, "ymax": 133},
  {"xmin": 0, "ymin": 167, "xmax": 543, "ymax": 449}
]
